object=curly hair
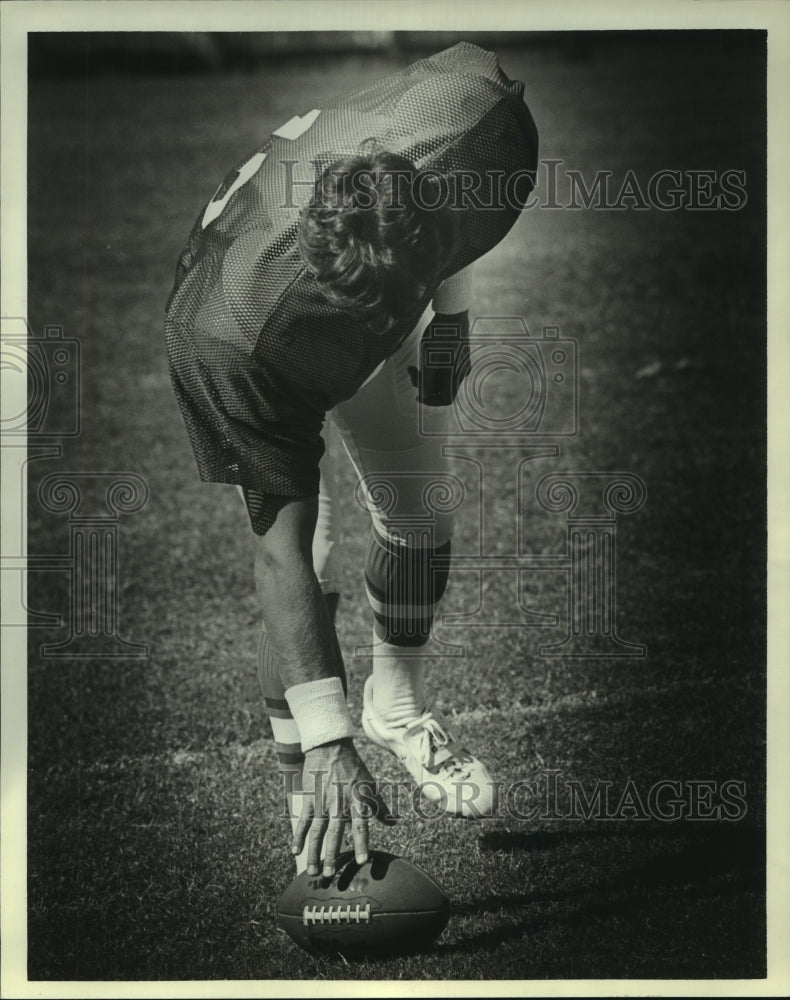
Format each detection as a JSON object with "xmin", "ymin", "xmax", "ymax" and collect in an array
[{"xmin": 297, "ymin": 151, "xmax": 458, "ymax": 334}]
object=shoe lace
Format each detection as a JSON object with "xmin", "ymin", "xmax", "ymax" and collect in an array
[{"xmin": 411, "ymin": 714, "xmax": 473, "ymax": 779}]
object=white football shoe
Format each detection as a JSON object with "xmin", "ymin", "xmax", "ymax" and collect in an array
[{"xmin": 361, "ymin": 676, "xmax": 497, "ymax": 818}]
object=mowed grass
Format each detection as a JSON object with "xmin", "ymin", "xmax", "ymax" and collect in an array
[{"xmin": 25, "ymin": 34, "xmax": 766, "ymax": 981}]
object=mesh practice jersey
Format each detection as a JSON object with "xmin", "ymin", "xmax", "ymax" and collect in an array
[{"xmin": 165, "ymin": 42, "xmax": 539, "ymax": 503}]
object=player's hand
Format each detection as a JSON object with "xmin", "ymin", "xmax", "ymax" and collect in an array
[
  {"xmin": 294, "ymin": 738, "xmax": 394, "ymax": 878},
  {"xmin": 408, "ymin": 311, "xmax": 471, "ymax": 407}
]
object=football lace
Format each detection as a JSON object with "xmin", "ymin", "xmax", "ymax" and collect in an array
[{"xmin": 302, "ymin": 903, "xmax": 372, "ymax": 926}]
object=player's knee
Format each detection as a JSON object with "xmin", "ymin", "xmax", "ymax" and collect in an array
[{"xmin": 364, "ymin": 528, "xmax": 451, "ymax": 646}]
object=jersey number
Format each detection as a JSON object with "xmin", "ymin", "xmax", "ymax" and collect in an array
[{"xmin": 201, "ymin": 109, "xmax": 321, "ymax": 229}]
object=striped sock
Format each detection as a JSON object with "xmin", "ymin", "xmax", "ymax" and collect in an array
[{"xmin": 364, "ymin": 531, "xmax": 450, "ymax": 648}]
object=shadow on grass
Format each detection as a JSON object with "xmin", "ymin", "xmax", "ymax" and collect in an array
[
  {"xmin": 478, "ymin": 819, "xmax": 764, "ymax": 859},
  {"xmin": 302, "ymin": 822, "xmax": 766, "ymax": 976},
  {"xmin": 435, "ymin": 822, "xmax": 765, "ymax": 969}
]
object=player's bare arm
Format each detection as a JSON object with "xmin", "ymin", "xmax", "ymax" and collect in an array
[
  {"xmin": 253, "ymin": 496, "xmax": 391, "ymax": 877},
  {"xmin": 252, "ymin": 496, "xmax": 336, "ymax": 690}
]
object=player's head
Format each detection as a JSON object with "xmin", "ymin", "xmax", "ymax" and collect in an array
[{"xmin": 298, "ymin": 151, "xmax": 458, "ymax": 333}]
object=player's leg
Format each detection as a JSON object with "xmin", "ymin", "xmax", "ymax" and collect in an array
[
  {"xmin": 333, "ymin": 316, "xmax": 448, "ymax": 724},
  {"xmin": 332, "ymin": 318, "xmax": 495, "ymax": 818}
]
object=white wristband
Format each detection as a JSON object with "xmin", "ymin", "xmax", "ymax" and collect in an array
[{"xmin": 284, "ymin": 676, "xmax": 355, "ymax": 752}]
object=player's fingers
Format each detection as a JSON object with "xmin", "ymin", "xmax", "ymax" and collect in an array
[
  {"xmin": 350, "ymin": 810, "xmax": 370, "ymax": 866},
  {"xmin": 322, "ymin": 818, "xmax": 347, "ymax": 878},
  {"xmin": 291, "ymin": 800, "xmax": 314, "ymax": 856},
  {"xmin": 306, "ymin": 816, "xmax": 329, "ymax": 877}
]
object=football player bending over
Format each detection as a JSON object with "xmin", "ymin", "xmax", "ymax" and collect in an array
[{"xmin": 165, "ymin": 43, "xmax": 538, "ymax": 877}]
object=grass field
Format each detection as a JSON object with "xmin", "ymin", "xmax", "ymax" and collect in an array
[{"xmin": 23, "ymin": 32, "xmax": 767, "ymax": 982}]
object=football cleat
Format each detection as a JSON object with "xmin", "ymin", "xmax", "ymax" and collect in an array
[{"xmin": 361, "ymin": 676, "xmax": 497, "ymax": 818}]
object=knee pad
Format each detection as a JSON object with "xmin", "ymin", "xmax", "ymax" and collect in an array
[{"xmin": 364, "ymin": 528, "xmax": 451, "ymax": 647}]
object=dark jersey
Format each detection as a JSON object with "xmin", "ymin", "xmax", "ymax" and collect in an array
[{"xmin": 165, "ymin": 42, "xmax": 538, "ymax": 503}]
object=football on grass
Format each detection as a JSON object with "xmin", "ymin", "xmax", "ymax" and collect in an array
[{"xmin": 276, "ymin": 850, "xmax": 451, "ymax": 956}]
